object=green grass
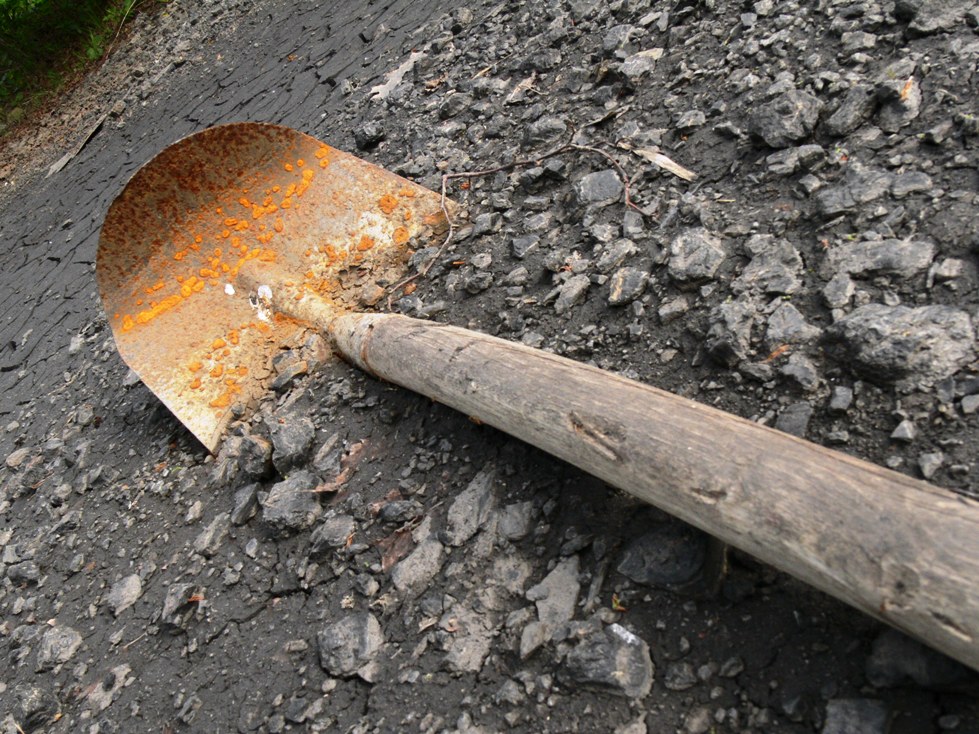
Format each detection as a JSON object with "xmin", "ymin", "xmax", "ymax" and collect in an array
[{"xmin": 0, "ymin": 0, "xmax": 158, "ymax": 116}]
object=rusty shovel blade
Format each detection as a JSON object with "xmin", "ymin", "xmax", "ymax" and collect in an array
[{"xmin": 97, "ymin": 123, "xmax": 449, "ymax": 452}]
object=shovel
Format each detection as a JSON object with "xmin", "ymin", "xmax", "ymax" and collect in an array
[{"xmin": 97, "ymin": 122, "xmax": 979, "ymax": 672}]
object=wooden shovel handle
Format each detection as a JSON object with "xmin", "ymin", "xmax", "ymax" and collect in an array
[{"xmin": 330, "ymin": 312, "xmax": 979, "ymax": 671}]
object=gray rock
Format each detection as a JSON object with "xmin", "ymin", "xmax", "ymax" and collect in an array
[
  {"xmin": 617, "ymin": 522, "xmax": 707, "ymax": 588},
  {"xmin": 561, "ymin": 623, "xmax": 654, "ymax": 698},
  {"xmin": 658, "ymin": 295, "xmax": 690, "ymax": 324},
  {"xmin": 262, "ymin": 470, "xmax": 322, "ymax": 536},
  {"xmin": 440, "ymin": 605, "xmax": 494, "ymax": 673},
  {"xmin": 230, "ymin": 483, "xmax": 260, "ymax": 526},
  {"xmin": 237, "ymin": 434, "xmax": 273, "ymax": 480},
  {"xmin": 317, "ymin": 613, "xmax": 383, "ymax": 678},
  {"xmin": 511, "ymin": 235, "xmax": 539, "ymax": 259},
  {"xmin": 897, "ymin": 0, "xmax": 973, "ymax": 34},
  {"xmin": 828, "ymin": 386, "xmax": 854, "ymax": 414},
  {"xmin": 765, "ymin": 144, "xmax": 825, "ymax": 175},
  {"xmin": 524, "ymin": 116, "xmax": 568, "ymax": 148},
  {"xmin": 919, "ymin": 451, "xmax": 944, "ymax": 479},
  {"xmin": 443, "ymin": 466, "xmax": 496, "ymax": 546},
  {"xmin": 664, "ymin": 661, "xmax": 698, "ymax": 691},
  {"xmin": 823, "ymin": 273, "xmax": 855, "ymax": 309},
  {"xmin": 780, "ymin": 354, "xmax": 820, "ymax": 391},
  {"xmin": 391, "ymin": 537, "xmax": 444, "ymax": 595},
  {"xmin": 554, "ymin": 275, "xmax": 591, "ymax": 315},
  {"xmin": 14, "ymin": 684, "xmax": 59, "ymax": 732},
  {"xmin": 622, "ymin": 48, "xmax": 663, "ymax": 80},
  {"xmin": 891, "ymin": 171, "xmax": 933, "ymax": 198},
  {"xmin": 732, "ymin": 235, "xmax": 802, "ymax": 295},
  {"xmin": 668, "ymin": 228, "xmax": 727, "ymax": 286},
  {"xmin": 107, "ymin": 573, "xmax": 142, "ymax": 616},
  {"xmin": 193, "ymin": 512, "xmax": 230, "ymax": 558},
  {"xmin": 824, "ymin": 84, "xmax": 876, "ymax": 137},
  {"xmin": 473, "ymin": 212, "xmax": 503, "ymax": 236},
  {"xmin": 821, "ymin": 699, "xmax": 888, "ymax": 734},
  {"xmin": 676, "ymin": 110, "xmax": 706, "ymax": 132},
  {"xmin": 682, "ymin": 706, "xmax": 713, "ymax": 734},
  {"xmin": 160, "ymin": 582, "xmax": 203, "ymax": 633},
  {"xmin": 268, "ymin": 416, "xmax": 315, "ymax": 474},
  {"xmin": 706, "ymin": 295, "xmax": 756, "ymax": 367},
  {"xmin": 596, "ymin": 239, "xmax": 639, "ymax": 273},
  {"xmin": 308, "ymin": 514, "xmax": 356, "ymax": 559},
  {"xmin": 866, "ymin": 629, "xmax": 975, "ymax": 690},
  {"xmin": 438, "ymin": 92, "xmax": 472, "ymax": 120},
  {"xmin": 826, "ymin": 305, "xmax": 975, "ymax": 388},
  {"xmin": 526, "ymin": 556, "xmax": 580, "ymax": 632},
  {"xmin": 499, "ymin": 501, "xmax": 535, "ymax": 540},
  {"xmin": 719, "ymin": 656, "xmax": 745, "ymax": 677},
  {"xmin": 813, "ymin": 165, "xmax": 894, "ymax": 217},
  {"xmin": 823, "ymin": 238, "xmax": 934, "ymax": 280},
  {"xmin": 271, "ymin": 360, "xmax": 308, "ymax": 392},
  {"xmin": 608, "ymin": 267, "xmax": 648, "ymax": 306},
  {"xmin": 766, "ymin": 303, "xmax": 821, "ymax": 347},
  {"xmin": 878, "ymin": 78, "xmax": 921, "ymax": 132},
  {"xmin": 8, "ymin": 560, "xmax": 40, "ymax": 584},
  {"xmin": 747, "ymin": 89, "xmax": 823, "ymax": 149},
  {"xmin": 890, "ymin": 419, "xmax": 917, "ymax": 442},
  {"xmin": 353, "ymin": 121, "xmax": 385, "ymax": 150},
  {"xmin": 775, "ymin": 402, "xmax": 813, "ymax": 437},
  {"xmin": 36, "ymin": 625, "xmax": 82, "ymax": 671},
  {"xmin": 5, "ymin": 446, "xmax": 30, "ymax": 468},
  {"xmin": 575, "ymin": 169, "xmax": 624, "ymax": 207}
]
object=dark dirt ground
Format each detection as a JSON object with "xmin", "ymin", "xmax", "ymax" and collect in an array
[{"xmin": 2, "ymin": 0, "xmax": 979, "ymax": 732}]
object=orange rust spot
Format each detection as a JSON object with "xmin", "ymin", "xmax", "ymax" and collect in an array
[
  {"xmin": 238, "ymin": 197, "xmax": 251, "ymax": 208},
  {"xmin": 392, "ymin": 227, "xmax": 410, "ymax": 245},
  {"xmin": 212, "ymin": 338, "xmax": 227, "ymax": 350},
  {"xmin": 237, "ymin": 366, "xmax": 249, "ymax": 376},
  {"xmin": 200, "ymin": 268, "xmax": 219, "ymax": 279},
  {"xmin": 302, "ymin": 169, "xmax": 314, "ymax": 182},
  {"xmin": 398, "ymin": 186, "xmax": 416, "ymax": 198},
  {"xmin": 296, "ymin": 158, "xmax": 305, "ymax": 168},
  {"xmin": 281, "ymin": 198, "xmax": 292, "ymax": 209},
  {"xmin": 259, "ymin": 250, "xmax": 276, "ymax": 262},
  {"xmin": 378, "ymin": 194, "xmax": 398, "ymax": 215},
  {"xmin": 136, "ymin": 299, "xmax": 144, "ymax": 306},
  {"xmin": 319, "ymin": 159, "xmax": 329, "ymax": 168},
  {"xmin": 224, "ymin": 217, "xmax": 238, "ymax": 227},
  {"xmin": 221, "ymin": 229, "xmax": 231, "ymax": 239},
  {"xmin": 189, "ymin": 377, "xmax": 202, "ymax": 390},
  {"xmin": 357, "ymin": 235, "xmax": 375, "ymax": 252},
  {"xmin": 228, "ymin": 330, "xmax": 239, "ymax": 345},
  {"xmin": 315, "ymin": 146, "xmax": 330, "ymax": 159},
  {"xmin": 209, "ymin": 393, "xmax": 232, "ymax": 408},
  {"xmin": 121, "ymin": 315, "xmax": 135, "ymax": 332},
  {"xmin": 403, "ymin": 210, "xmax": 412, "ymax": 222},
  {"xmin": 284, "ymin": 163, "xmax": 294, "ymax": 172},
  {"xmin": 187, "ymin": 360, "xmax": 202, "ymax": 372},
  {"xmin": 174, "ymin": 250, "xmax": 187, "ymax": 261},
  {"xmin": 210, "ymin": 364, "xmax": 224, "ymax": 379},
  {"xmin": 271, "ymin": 185, "xmax": 281, "ymax": 193},
  {"xmin": 195, "ymin": 235, "xmax": 203, "ymax": 244}
]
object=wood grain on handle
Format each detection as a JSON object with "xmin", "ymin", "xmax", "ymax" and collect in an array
[{"xmin": 330, "ymin": 311, "xmax": 979, "ymax": 671}]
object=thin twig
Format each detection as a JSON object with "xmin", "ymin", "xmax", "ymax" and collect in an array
[{"xmin": 385, "ymin": 134, "xmax": 643, "ymax": 305}]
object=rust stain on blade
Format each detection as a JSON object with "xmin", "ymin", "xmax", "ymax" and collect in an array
[{"xmin": 97, "ymin": 123, "xmax": 450, "ymax": 452}]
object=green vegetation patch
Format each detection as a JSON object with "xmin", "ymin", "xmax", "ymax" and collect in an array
[{"xmin": 0, "ymin": 0, "xmax": 146, "ymax": 111}]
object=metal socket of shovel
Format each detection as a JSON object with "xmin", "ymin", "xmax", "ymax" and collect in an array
[{"xmin": 97, "ymin": 123, "xmax": 979, "ymax": 672}]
